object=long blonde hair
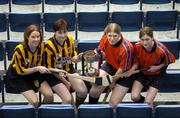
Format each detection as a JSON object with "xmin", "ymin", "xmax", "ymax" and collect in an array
[{"xmin": 104, "ymin": 23, "xmax": 121, "ymax": 35}]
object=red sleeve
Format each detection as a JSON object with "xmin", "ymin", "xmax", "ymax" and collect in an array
[
  {"xmin": 133, "ymin": 44, "xmax": 140, "ymax": 66},
  {"xmin": 98, "ymin": 35, "xmax": 107, "ymax": 51}
]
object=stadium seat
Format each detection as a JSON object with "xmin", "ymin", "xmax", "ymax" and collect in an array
[
  {"xmin": 77, "ymin": 12, "xmax": 109, "ymax": 41},
  {"xmin": 78, "ymin": 104, "xmax": 113, "ymax": 118},
  {"xmin": 116, "ymin": 103, "xmax": 152, "ymax": 118},
  {"xmin": 0, "ymin": 0, "xmax": 8, "ymax": 4},
  {"xmin": 78, "ymin": 12, "xmax": 109, "ymax": 32},
  {"xmin": 11, "ymin": 0, "xmax": 41, "ymax": 5},
  {"xmin": 0, "ymin": 0, "xmax": 9, "ymax": 12},
  {"xmin": 0, "ymin": 105, "xmax": 36, "ymax": 118},
  {"xmin": 38, "ymin": 104, "xmax": 75, "ymax": 118},
  {"xmin": 145, "ymin": 10, "xmax": 178, "ymax": 39},
  {"xmin": 174, "ymin": 0, "xmax": 180, "ymax": 10},
  {"xmin": 145, "ymin": 10, "xmax": 177, "ymax": 31},
  {"xmin": 111, "ymin": 11, "xmax": 143, "ymax": 32},
  {"xmin": 44, "ymin": 0, "xmax": 75, "ymax": 12},
  {"xmin": 11, "ymin": 0, "xmax": 42, "ymax": 12},
  {"xmin": 109, "ymin": 0, "xmax": 140, "ymax": 11},
  {"xmin": 141, "ymin": 0, "xmax": 173, "ymax": 11},
  {"xmin": 0, "ymin": 13, "xmax": 6, "ymax": 32},
  {"xmin": 76, "ymin": 0, "xmax": 107, "ymax": 12},
  {"xmin": 43, "ymin": 12, "xmax": 76, "ymax": 39},
  {"xmin": 155, "ymin": 105, "xmax": 180, "ymax": 118},
  {"xmin": 44, "ymin": 12, "xmax": 75, "ymax": 32},
  {"xmin": 45, "ymin": 0, "xmax": 74, "ymax": 5},
  {"xmin": 159, "ymin": 70, "xmax": 180, "ymax": 92},
  {"xmin": 8, "ymin": 13, "xmax": 41, "ymax": 40},
  {"xmin": 0, "ymin": 13, "xmax": 7, "ymax": 40}
]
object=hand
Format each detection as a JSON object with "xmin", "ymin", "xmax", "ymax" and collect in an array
[
  {"xmin": 77, "ymin": 52, "xmax": 83, "ymax": 60},
  {"xmin": 37, "ymin": 66, "xmax": 51, "ymax": 74},
  {"xmin": 59, "ymin": 72, "xmax": 67, "ymax": 78},
  {"xmin": 123, "ymin": 70, "xmax": 135, "ymax": 78},
  {"xmin": 110, "ymin": 82, "xmax": 116, "ymax": 89},
  {"xmin": 147, "ymin": 66, "xmax": 160, "ymax": 72}
]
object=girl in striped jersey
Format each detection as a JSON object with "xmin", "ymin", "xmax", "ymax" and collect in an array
[
  {"xmin": 6, "ymin": 25, "xmax": 56, "ymax": 108},
  {"xmin": 44, "ymin": 19, "xmax": 87, "ymax": 107},
  {"xmin": 89, "ymin": 23, "xmax": 134, "ymax": 108},
  {"xmin": 125, "ymin": 27, "xmax": 175, "ymax": 106}
]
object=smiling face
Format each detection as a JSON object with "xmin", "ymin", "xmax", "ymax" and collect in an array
[
  {"xmin": 27, "ymin": 31, "xmax": 41, "ymax": 49},
  {"xmin": 55, "ymin": 30, "xmax": 67, "ymax": 43},
  {"xmin": 107, "ymin": 32, "xmax": 121, "ymax": 45}
]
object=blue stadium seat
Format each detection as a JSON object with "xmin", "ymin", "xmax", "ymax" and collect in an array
[
  {"xmin": 12, "ymin": 0, "xmax": 41, "ymax": 5},
  {"xmin": 6, "ymin": 40, "xmax": 21, "ymax": 61},
  {"xmin": 77, "ymin": 0, "xmax": 107, "ymax": 4},
  {"xmin": 78, "ymin": 104, "xmax": 113, "ymax": 118},
  {"xmin": 142, "ymin": 0, "xmax": 171, "ymax": 4},
  {"xmin": 45, "ymin": 0, "xmax": 74, "ymax": 5},
  {"xmin": 78, "ymin": 40, "xmax": 99, "ymax": 53},
  {"xmin": 9, "ymin": 13, "xmax": 41, "ymax": 32},
  {"xmin": 44, "ymin": 12, "xmax": 75, "ymax": 32},
  {"xmin": 0, "ymin": 105, "xmax": 36, "ymax": 118},
  {"xmin": 116, "ymin": 103, "xmax": 152, "ymax": 118},
  {"xmin": 0, "ymin": 13, "xmax": 6, "ymax": 32},
  {"xmin": 0, "ymin": 42, "xmax": 3, "ymax": 61},
  {"xmin": 110, "ymin": 0, "xmax": 139, "ymax": 4},
  {"xmin": 145, "ymin": 10, "xmax": 178, "ymax": 31},
  {"xmin": 155, "ymin": 105, "xmax": 180, "ymax": 118},
  {"xmin": 77, "ymin": 0, "xmax": 107, "ymax": 12},
  {"xmin": 111, "ymin": 11, "xmax": 143, "ymax": 31},
  {"xmin": 159, "ymin": 70, "xmax": 180, "ymax": 92},
  {"xmin": 78, "ymin": 12, "xmax": 109, "ymax": 32},
  {"xmin": 38, "ymin": 104, "xmax": 75, "ymax": 118},
  {"xmin": 0, "ymin": 0, "xmax": 8, "ymax": 4}
]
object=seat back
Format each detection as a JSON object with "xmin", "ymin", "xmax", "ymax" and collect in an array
[
  {"xmin": 116, "ymin": 103, "xmax": 152, "ymax": 118},
  {"xmin": 38, "ymin": 104, "xmax": 75, "ymax": 118},
  {"xmin": 0, "ymin": 105, "xmax": 36, "ymax": 118},
  {"xmin": 155, "ymin": 105, "xmax": 180, "ymax": 118},
  {"xmin": 78, "ymin": 104, "xmax": 113, "ymax": 118}
]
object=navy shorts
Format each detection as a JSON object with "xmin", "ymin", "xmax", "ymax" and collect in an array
[
  {"xmin": 134, "ymin": 72, "xmax": 165, "ymax": 89},
  {"xmin": 101, "ymin": 62, "xmax": 133, "ymax": 88},
  {"xmin": 7, "ymin": 72, "xmax": 46, "ymax": 93}
]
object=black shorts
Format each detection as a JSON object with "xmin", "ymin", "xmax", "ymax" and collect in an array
[
  {"xmin": 101, "ymin": 62, "xmax": 133, "ymax": 88},
  {"xmin": 44, "ymin": 73, "xmax": 62, "ymax": 87},
  {"xmin": 7, "ymin": 72, "xmax": 45, "ymax": 93},
  {"xmin": 134, "ymin": 73, "xmax": 165, "ymax": 89}
]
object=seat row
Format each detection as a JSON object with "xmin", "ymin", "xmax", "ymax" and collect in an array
[
  {"xmin": 1, "ymin": 104, "xmax": 180, "ymax": 118},
  {"xmin": 1, "ymin": 0, "xmax": 180, "ymax": 12},
  {"xmin": 0, "ymin": 10, "xmax": 179, "ymax": 41}
]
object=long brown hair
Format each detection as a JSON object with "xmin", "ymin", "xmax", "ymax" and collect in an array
[{"xmin": 23, "ymin": 24, "xmax": 42, "ymax": 47}]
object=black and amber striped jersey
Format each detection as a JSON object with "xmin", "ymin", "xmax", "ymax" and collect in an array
[
  {"xmin": 44, "ymin": 34, "xmax": 77, "ymax": 72},
  {"xmin": 6, "ymin": 42, "xmax": 45, "ymax": 79}
]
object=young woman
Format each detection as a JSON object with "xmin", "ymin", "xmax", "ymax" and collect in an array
[
  {"xmin": 6, "ymin": 25, "xmax": 54, "ymax": 108},
  {"xmin": 89, "ymin": 23, "xmax": 134, "ymax": 108},
  {"xmin": 126, "ymin": 26, "xmax": 175, "ymax": 106},
  {"xmin": 44, "ymin": 19, "xmax": 87, "ymax": 107}
]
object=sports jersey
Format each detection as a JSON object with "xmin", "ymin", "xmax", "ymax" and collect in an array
[
  {"xmin": 6, "ymin": 42, "xmax": 45, "ymax": 79},
  {"xmin": 98, "ymin": 35, "xmax": 134, "ymax": 71},
  {"xmin": 44, "ymin": 34, "xmax": 77, "ymax": 72},
  {"xmin": 134, "ymin": 40, "xmax": 175, "ymax": 75}
]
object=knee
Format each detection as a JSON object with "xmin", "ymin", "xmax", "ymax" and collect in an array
[
  {"xmin": 109, "ymin": 100, "xmax": 118, "ymax": 108},
  {"xmin": 131, "ymin": 93, "xmax": 140, "ymax": 102},
  {"xmin": 145, "ymin": 98, "xmax": 153, "ymax": 105},
  {"xmin": 29, "ymin": 98, "xmax": 39, "ymax": 107},
  {"xmin": 63, "ymin": 96, "xmax": 72, "ymax": 104}
]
